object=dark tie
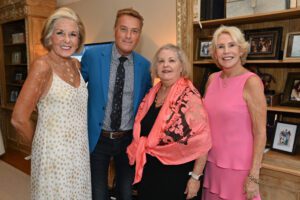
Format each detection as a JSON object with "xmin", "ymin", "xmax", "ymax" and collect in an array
[{"xmin": 110, "ymin": 56, "xmax": 127, "ymax": 131}]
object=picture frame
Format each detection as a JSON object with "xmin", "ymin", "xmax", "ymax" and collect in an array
[
  {"xmin": 11, "ymin": 32, "xmax": 25, "ymax": 44},
  {"xmin": 11, "ymin": 51, "xmax": 21, "ymax": 64},
  {"xmin": 227, "ymin": 0, "xmax": 288, "ymax": 18},
  {"xmin": 283, "ymin": 32, "xmax": 300, "ymax": 60},
  {"xmin": 244, "ymin": 27, "xmax": 283, "ymax": 60},
  {"xmin": 13, "ymin": 71, "xmax": 25, "ymax": 84},
  {"xmin": 272, "ymin": 121, "xmax": 299, "ymax": 154},
  {"xmin": 281, "ymin": 72, "xmax": 300, "ymax": 107},
  {"xmin": 195, "ymin": 37, "xmax": 212, "ymax": 60},
  {"xmin": 9, "ymin": 90, "xmax": 19, "ymax": 103}
]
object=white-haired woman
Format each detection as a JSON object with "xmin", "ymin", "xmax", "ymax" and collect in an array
[
  {"xmin": 11, "ymin": 7, "xmax": 91, "ymax": 199},
  {"xmin": 202, "ymin": 25, "xmax": 266, "ymax": 200}
]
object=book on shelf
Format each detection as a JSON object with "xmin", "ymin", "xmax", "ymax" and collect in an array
[{"xmin": 201, "ymin": 0, "xmax": 225, "ymax": 21}]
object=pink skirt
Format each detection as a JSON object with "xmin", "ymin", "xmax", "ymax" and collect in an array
[{"xmin": 202, "ymin": 161, "xmax": 261, "ymax": 200}]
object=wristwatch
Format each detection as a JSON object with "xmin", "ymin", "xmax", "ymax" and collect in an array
[{"xmin": 189, "ymin": 171, "xmax": 203, "ymax": 181}]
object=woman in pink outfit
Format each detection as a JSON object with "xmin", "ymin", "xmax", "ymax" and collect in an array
[{"xmin": 202, "ymin": 26, "xmax": 267, "ymax": 200}]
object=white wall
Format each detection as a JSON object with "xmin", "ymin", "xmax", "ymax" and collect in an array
[{"xmin": 58, "ymin": 0, "xmax": 177, "ymax": 61}]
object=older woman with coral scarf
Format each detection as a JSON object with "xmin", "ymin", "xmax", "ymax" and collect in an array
[{"xmin": 127, "ymin": 44, "xmax": 211, "ymax": 200}]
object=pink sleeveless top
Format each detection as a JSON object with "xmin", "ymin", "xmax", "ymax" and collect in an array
[{"xmin": 203, "ymin": 71, "xmax": 257, "ymax": 170}]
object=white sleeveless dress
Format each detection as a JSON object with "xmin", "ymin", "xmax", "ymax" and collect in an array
[{"xmin": 31, "ymin": 73, "xmax": 91, "ymax": 199}]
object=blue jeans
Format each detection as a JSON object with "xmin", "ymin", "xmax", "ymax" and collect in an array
[{"xmin": 90, "ymin": 134, "xmax": 134, "ymax": 200}]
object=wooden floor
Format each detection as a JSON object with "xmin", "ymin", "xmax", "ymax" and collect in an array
[{"xmin": 0, "ymin": 148, "xmax": 30, "ymax": 175}]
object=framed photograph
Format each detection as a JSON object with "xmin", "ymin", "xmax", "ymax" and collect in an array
[
  {"xmin": 9, "ymin": 90, "xmax": 19, "ymax": 103},
  {"xmin": 11, "ymin": 32, "xmax": 25, "ymax": 44},
  {"xmin": 281, "ymin": 72, "xmax": 300, "ymax": 107},
  {"xmin": 226, "ymin": 0, "xmax": 254, "ymax": 18},
  {"xmin": 195, "ymin": 37, "xmax": 212, "ymax": 60},
  {"xmin": 15, "ymin": 73, "xmax": 23, "ymax": 81},
  {"xmin": 283, "ymin": 32, "xmax": 300, "ymax": 60},
  {"xmin": 244, "ymin": 27, "xmax": 283, "ymax": 60},
  {"xmin": 11, "ymin": 51, "xmax": 21, "ymax": 64},
  {"xmin": 272, "ymin": 121, "xmax": 299, "ymax": 154},
  {"xmin": 13, "ymin": 72, "xmax": 25, "ymax": 84}
]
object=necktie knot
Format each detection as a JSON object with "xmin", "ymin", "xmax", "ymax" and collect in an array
[{"xmin": 119, "ymin": 56, "xmax": 127, "ymax": 64}]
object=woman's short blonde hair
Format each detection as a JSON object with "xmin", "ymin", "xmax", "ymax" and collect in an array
[
  {"xmin": 41, "ymin": 7, "xmax": 85, "ymax": 53},
  {"xmin": 210, "ymin": 25, "xmax": 249, "ymax": 68},
  {"xmin": 151, "ymin": 43, "xmax": 191, "ymax": 80}
]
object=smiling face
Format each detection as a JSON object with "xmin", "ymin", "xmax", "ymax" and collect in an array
[
  {"xmin": 156, "ymin": 49, "xmax": 183, "ymax": 85},
  {"xmin": 114, "ymin": 15, "xmax": 142, "ymax": 56},
  {"xmin": 214, "ymin": 33, "xmax": 243, "ymax": 70},
  {"xmin": 50, "ymin": 18, "xmax": 79, "ymax": 58}
]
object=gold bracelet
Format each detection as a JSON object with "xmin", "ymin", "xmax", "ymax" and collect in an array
[{"xmin": 248, "ymin": 174, "xmax": 259, "ymax": 185}]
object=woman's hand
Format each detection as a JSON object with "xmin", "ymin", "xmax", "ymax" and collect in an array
[
  {"xmin": 184, "ymin": 178, "xmax": 200, "ymax": 199},
  {"xmin": 244, "ymin": 176, "xmax": 259, "ymax": 200}
]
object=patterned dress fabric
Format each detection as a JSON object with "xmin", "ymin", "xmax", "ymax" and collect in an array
[
  {"xmin": 31, "ymin": 73, "xmax": 91, "ymax": 199},
  {"xmin": 203, "ymin": 71, "xmax": 261, "ymax": 200}
]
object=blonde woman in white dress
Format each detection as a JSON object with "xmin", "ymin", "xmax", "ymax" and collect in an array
[{"xmin": 11, "ymin": 7, "xmax": 91, "ymax": 199}]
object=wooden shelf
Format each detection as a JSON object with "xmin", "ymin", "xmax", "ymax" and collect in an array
[
  {"xmin": 4, "ymin": 43, "xmax": 26, "ymax": 47},
  {"xmin": 6, "ymin": 83, "xmax": 24, "ymax": 87},
  {"xmin": 5, "ymin": 64, "xmax": 27, "ymax": 67},
  {"xmin": 1, "ymin": 104, "xmax": 14, "ymax": 110},
  {"xmin": 262, "ymin": 150, "xmax": 300, "ymax": 176},
  {"xmin": 267, "ymin": 106, "xmax": 300, "ymax": 113},
  {"xmin": 194, "ymin": 8, "xmax": 300, "ymax": 28},
  {"xmin": 194, "ymin": 59, "xmax": 300, "ymax": 64}
]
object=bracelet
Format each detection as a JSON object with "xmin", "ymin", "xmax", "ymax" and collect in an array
[
  {"xmin": 189, "ymin": 171, "xmax": 203, "ymax": 181},
  {"xmin": 248, "ymin": 174, "xmax": 259, "ymax": 185}
]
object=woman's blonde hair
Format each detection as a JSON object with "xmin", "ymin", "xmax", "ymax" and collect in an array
[
  {"xmin": 210, "ymin": 25, "xmax": 249, "ymax": 68},
  {"xmin": 151, "ymin": 43, "xmax": 191, "ymax": 79},
  {"xmin": 41, "ymin": 7, "xmax": 85, "ymax": 53}
]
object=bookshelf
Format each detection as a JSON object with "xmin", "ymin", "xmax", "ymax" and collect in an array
[
  {"xmin": 176, "ymin": 1, "xmax": 300, "ymax": 199},
  {"xmin": 0, "ymin": 0, "xmax": 56, "ymax": 153}
]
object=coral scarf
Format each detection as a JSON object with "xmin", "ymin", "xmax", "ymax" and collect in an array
[{"xmin": 127, "ymin": 78, "xmax": 211, "ymax": 184}]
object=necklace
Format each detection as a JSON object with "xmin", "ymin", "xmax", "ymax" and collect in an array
[
  {"xmin": 48, "ymin": 54, "xmax": 77, "ymax": 85},
  {"xmin": 155, "ymin": 85, "xmax": 171, "ymax": 107},
  {"xmin": 155, "ymin": 95, "xmax": 165, "ymax": 107}
]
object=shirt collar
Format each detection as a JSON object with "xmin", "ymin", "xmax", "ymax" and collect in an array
[{"xmin": 112, "ymin": 43, "xmax": 133, "ymax": 62}]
